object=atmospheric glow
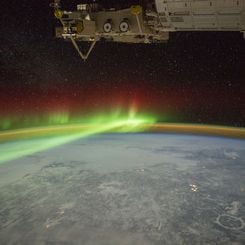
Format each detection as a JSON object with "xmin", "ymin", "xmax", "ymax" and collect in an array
[
  {"xmin": 0, "ymin": 108, "xmax": 157, "ymax": 131},
  {"xmin": 0, "ymin": 113, "xmax": 156, "ymax": 164},
  {"xmin": 1, "ymin": 109, "xmax": 245, "ymax": 165}
]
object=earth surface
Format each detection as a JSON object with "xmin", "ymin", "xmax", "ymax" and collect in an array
[{"xmin": 0, "ymin": 133, "xmax": 245, "ymax": 245}]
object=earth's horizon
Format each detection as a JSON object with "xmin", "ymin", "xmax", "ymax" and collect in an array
[{"xmin": 1, "ymin": 122, "xmax": 245, "ymax": 141}]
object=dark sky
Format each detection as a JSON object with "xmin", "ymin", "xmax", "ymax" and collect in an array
[{"xmin": 0, "ymin": 0, "xmax": 245, "ymax": 129}]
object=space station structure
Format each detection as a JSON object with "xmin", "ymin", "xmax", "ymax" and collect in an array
[{"xmin": 52, "ymin": 0, "xmax": 245, "ymax": 60}]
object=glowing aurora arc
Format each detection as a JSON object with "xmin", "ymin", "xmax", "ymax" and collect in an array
[{"xmin": 0, "ymin": 116, "xmax": 155, "ymax": 164}]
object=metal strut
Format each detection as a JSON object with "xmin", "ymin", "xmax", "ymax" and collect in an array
[{"xmin": 70, "ymin": 37, "xmax": 97, "ymax": 61}]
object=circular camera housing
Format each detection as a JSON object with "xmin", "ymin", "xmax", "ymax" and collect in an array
[
  {"xmin": 103, "ymin": 20, "xmax": 113, "ymax": 33},
  {"xmin": 119, "ymin": 19, "xmax": 129, "ymax": 32}
]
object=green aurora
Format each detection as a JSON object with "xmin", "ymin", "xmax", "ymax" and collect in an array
[
  {"xmin": 1, "ymin": 112, "xmax": 245, "ymax": 165},
  {"xmin": 0, "ymin": 110, "xmax": 158, "ymax": 131},
  {"xmin": 0, "ymin": 113, "xmax": 156, "ymax": 164}
]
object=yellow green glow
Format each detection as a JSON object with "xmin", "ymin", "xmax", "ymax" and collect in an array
[
  {"xmin": 0, "ymin": 115, "xmax": 156, "ymax": 164},
  {"xmin": 1, "ymin": 110, "xmax": 244, "ymax": 165},
  {"xmin": 0, "ymin": 110, "xmax": 158, "ymax": 131}
]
